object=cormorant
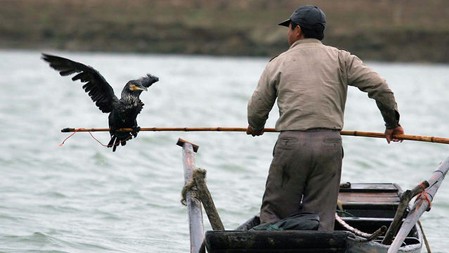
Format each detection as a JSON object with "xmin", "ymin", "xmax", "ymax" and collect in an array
[{"xmin": 42, "ymin": 53, "xmax": 159, "ymax": 152}]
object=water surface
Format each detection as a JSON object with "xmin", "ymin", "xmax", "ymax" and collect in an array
[{"xmin": 1, "ymin": 50, "xmax": 449, "ymax": 252}]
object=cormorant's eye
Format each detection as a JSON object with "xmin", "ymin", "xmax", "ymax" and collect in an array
[{"xmin": 129, "ymin": 83, "xmax": 138, "ymax": 91}]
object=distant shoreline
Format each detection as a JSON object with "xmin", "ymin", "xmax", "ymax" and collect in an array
[
  {"xmin": 3, "ymin": 30, "xmax": 446, "ymax": 64},
  {"xmin": 2, "ymin": 0, "xmax": 448, "ymax": 63}
]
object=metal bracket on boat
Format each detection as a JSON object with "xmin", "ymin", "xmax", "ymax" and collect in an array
[
  {"xmin": 178, "ymin": 138, "xmax": 203, "ymax": 253},
  {"xmin": 177, "ymin": 138, "xmax": 225, "ymax": 253},
  {"xmin": 385, "ymin": 157, "xmax": 449, "ymax": 252},
  {"xmin": 382, "ymin": 180, "xmax": 429, "ymax": 245}
]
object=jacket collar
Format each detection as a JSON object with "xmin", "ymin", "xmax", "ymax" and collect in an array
[{"xmin": 290, "ymin": 38, "xmax": 322, "ymax": 49}]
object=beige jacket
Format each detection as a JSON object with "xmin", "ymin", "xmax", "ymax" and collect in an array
[{"xmin": 248, "ymin": 39, "xmax": 399, "ymax": 131}]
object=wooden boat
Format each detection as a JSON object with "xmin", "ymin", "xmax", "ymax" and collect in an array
[
  {"xmin": 205, "ymin": 183, "xmax": 423, "ymax": 253},
  {"xmin": 177, "ymin": 139, "xmax": 449, "ymax": 253}
]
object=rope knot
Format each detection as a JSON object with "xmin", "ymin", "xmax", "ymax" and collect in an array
[
  {"xmin": 416, "ymin": 192, "xmax": 432, "ymax": 211},
  {"xmin": 181, "ymin": 168, "xmax": 206, "ymax": 206}
]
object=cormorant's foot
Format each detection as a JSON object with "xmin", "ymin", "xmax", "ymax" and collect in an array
[
  {"xmin": 107, "ymin": 136, "xmax": 119, "ymax": 152},
  {"xmin": 132, "ymin": 126, "xmax": 141, "ymax": 137},
  {"xmin": 107, "ymin": 136, "xmax": 117, "ymax": 148}
]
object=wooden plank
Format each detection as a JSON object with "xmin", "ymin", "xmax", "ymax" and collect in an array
[
  {"xmin": 338, "ymin": 192, "xmax": 400, "ymax": 204},
  {"xmin": 339, "ymin": 183, "xmax": 399, "ymax": 192}
]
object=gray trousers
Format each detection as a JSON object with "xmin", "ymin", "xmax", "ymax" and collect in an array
[{"xmin": 260, "ymin": 129, "xmax": 343, "ymax": 231}]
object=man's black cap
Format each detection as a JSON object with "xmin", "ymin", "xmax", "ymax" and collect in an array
[{"xmin": 278, "ymin": 5, "xmax": 326, "ymax": 29}]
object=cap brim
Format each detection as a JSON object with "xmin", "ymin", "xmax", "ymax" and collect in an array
[{"xmin": 278, "ymin": 19, "xmax": 291, "ymax": 27}]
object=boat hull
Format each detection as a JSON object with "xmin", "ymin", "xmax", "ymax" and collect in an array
[
  {"xmin": 205, "ymin": 183, "xmax": 423, "ymax": 253},
  {"xmin": 205, "ymin": 228, "xmax": 422, "ymax": 253},
  {"xmin": 206, "ymin": 230, "xmax": 350, "ymax": 253}
]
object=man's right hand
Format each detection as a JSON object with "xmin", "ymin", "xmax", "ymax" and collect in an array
[
  {"xmin": 385, "ymin": 125, "xmax": 404, "ymax": 143},
  {"xmin": 247, "ymin": 125, "xmax": 264, "ymax": 136}
]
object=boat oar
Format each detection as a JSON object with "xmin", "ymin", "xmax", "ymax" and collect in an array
[{"xmin": 61, "ymin": 127, "xmax": 449, "ymax": 145}]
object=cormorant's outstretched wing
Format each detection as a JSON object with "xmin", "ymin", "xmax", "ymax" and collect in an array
[{"xmin": 42, "ymin": 53, "xmax": 118, "ymax": 113}]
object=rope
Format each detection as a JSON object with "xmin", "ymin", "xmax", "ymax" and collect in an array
[
  {"xmin": 335, "ymin": 200, "xmax": 386, "ymax": 241},
  {"xmin": 180, "ymin": 169, "xmax": 207, "ymax": 205},
  {"xmin": 59, "ymin": 130, "xmax": 108, "ymax": 148},
  {"xmin": 418, "ymin": 220, "xmax": 432, "ymax": 253},
  {"xmin": 335, "ymin": 214, "xmax": 386, "ymax": 241},
  {"xmin": 88, "ymin": 132, "xmax": 108, "ymax": 147},
  {"xmin": 59, "ymin": 129, "xmax": 79, "ymax": 146},
  {"xmin": 181, "ymin": 178, "xmax": 198, "ymax": 206},
  {"xmin": 416, "ymin": 191, "xmax": 432, "ymax": 211}
]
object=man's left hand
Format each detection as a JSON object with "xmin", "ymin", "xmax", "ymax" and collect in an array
[{"xmin": 247, "ymin": 125, "xmax": 264, "ymax": 136}]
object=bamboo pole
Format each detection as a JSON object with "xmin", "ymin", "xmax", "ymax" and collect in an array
[{"xmin": 61, "ymin": 127, "xmax": 449, "ymax": 144}]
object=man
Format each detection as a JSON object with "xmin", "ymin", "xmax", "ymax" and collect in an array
[{"xmin": 247, "ymin": 5, "xmax": 404, "ymax": 231}]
